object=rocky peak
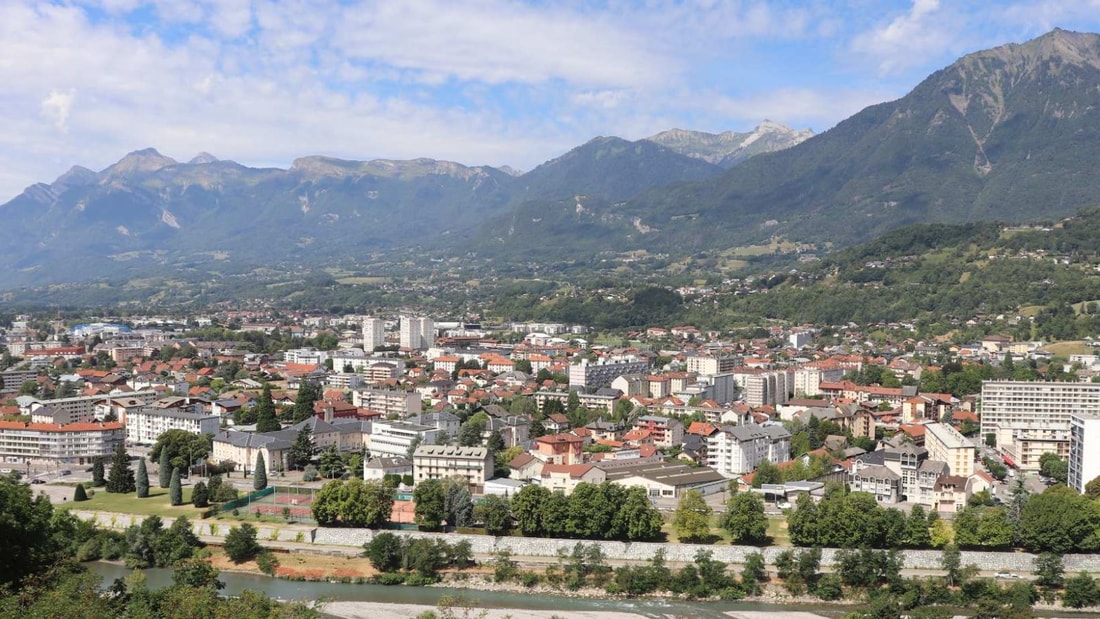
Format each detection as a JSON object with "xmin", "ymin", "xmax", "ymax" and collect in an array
[
  {"xmin": 51, "ymin": 165, "xmax": 98, "ymax": 191},
  {"xmin": 189, "ymin": 152, "xmax": 220, "ymax": 165},
  {"xmin": 100, "ymin": 148, "xmax": 178, "ymax": 178}
]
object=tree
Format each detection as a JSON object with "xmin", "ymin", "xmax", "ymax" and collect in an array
[
  {"xmin": 0, "ymin": 477, "xmax": 68, "ymax": 586},
  {"xmin": 1033, "ymin": 552, "xmax": 1064, "ymax": 590},
  {"xmin": 106, "ymin": 444, "xmax": 136, "ymax": 493},
  {"xmin": 255, "ymin": 384, "xmax": 281, "ymax": 432},
  {"xmin": 311, "ymin": 479, "xmax": 344, "ymax": 526},
  {"xmin": 173, "ymin": 557, "xmax": 224, "ymax": 590},
  {"xmin": 1064, "ymin": 571, "xmax": 1100, "ymax": 609},
  {"xmin": 458, "ymin": 419, "xmax": 485, "ymax": 447},
  {"xmin": 1039, "ymin": 452, "xmax": 1069, "ymax": 484},
  {"xmin": 511, "ymin": 484, "xmax": 549, "ymax": 536},
  {"xmin": 750, "ymin": 460, "xmax": 782, "ymax": 488},
  {"xmin": 223, "ymin": 523, "xmax": 261, "ymax": 563},
  {"xmin": 723, "ymin": 491, "xmax": 768, "ymax": 544},
  {"xmin": 1020, "ymin": 487, "xmax": 1100, "ymax": 553},
  {"xmin": 1086, "ymin": 474, "xmax": 1100, "ymax": 500},
  {"xmin": 135, "ymin": 457, "xmax": 149, "ymax": 498},
  {"xmin": 475, "ymin": 494, "xmax": 513, "ymax": 536},
  {"xmin": 253, "ymin": 452, "xmax": 268, "ymax": 490},
  {"xmin": 290, "ymin": 380, "xmax": 321, "ymax": 423},
  {"xmin": 364, "ymin": 532, "xmax": 405, "ymax": 572},
  {"xmin": 941, "ymin": 543, "xmax": 962, "ymax": 587},
  {"xmin": 672, "ymin": 489, "xmax": 712, "ymax": 542},
  {"xmin": 319, "ymin": 445, "xmax": 345, "ymax": 479},
  {"xmin": 73, "ymin": 483, "xmax": 88, "ymax": 501},
  {"xmin": 443, "ymin": 478, "xmax": 474, "ymax": 528},
  {"xmin": 169, "ymin": 467, "xmax": 183, "ymax": 506},
  {"xmin": 487, "ymin": 429, "xmax": 505, "ymax": 454},
  {"xmin": 159, "ymin": 447, "xmax": 171, "ymax": 489},
  {"xmin": 91, "ymin": 456, "xmax": 105, "ymax": 487},
  {"xmin": 288, "ymin": 427, "xmax": 315, "ymax": 470},
  {"xmin": 906, "ymin": 505, "xmax": 931, "ymax": 548},
  {"xmin": 614, "ymin": 486, "xmax": 663, "ymax": 541},
  {"xmin": 151, "ymin": 429, "xmax": 212, "ymax": 477},
  {"xmin": 413, "ymin": 479, "xmax": 446, "ymax": 530},
  {"xmin": 192, "ymin": 481, "xmax": 209, "ymax": 508}
]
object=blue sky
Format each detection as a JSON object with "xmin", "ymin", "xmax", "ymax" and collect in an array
[{"xmin": 4, "ymin": 0, "xmax": 1100, "ymax": 201}]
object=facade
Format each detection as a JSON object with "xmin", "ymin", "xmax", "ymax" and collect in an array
[
  {"xmin": 923, "ymin": 422, "xmax": 976, "ymax": 478},
  {"xmin": 412, "ymin": 444, "xmax": 493, "ymax": 492},
  {"xmin": 0, "ymin": 421, "xmax": 124, "ymax": 464},
  {"xmin": 351, "ymin": 387, "xmax": 422, "ymax": 417},
  {"xmin": 363, "ymin": 456, "xmax": 412, "ymax": 482},
  {"xmin": 125, "ymin": 407, "xmax": 220, "ymax": 445},
  {"xmin": 685, "ymin": 354, "xmax": 743, "ymax": 376},
  {"xmin": 1069, "ymin": 411, "xmax": 1100, "ymax": 493},
  {"xmin": 706, "ymin": 423, "xmax": 791, "ymax": 477},
  {"xmin": 632, "ymin": 415, "xmax": 685, "ymax": 449},
  {"xmin": 980, "ymin": 381, "xmax": 1100, "ymax": 470},
  {"xmin": 601, "ymin": 461, "xmax": 728, "ymax": 498},
  {"xmin": 367, "ymin": 420, "xmax": 440, "ymax": 459},
  {"xmin": 400, "ymin": 316, "xmax": 435, "ymax": 350},
  {"xmin": 211, "ymin": 429, "xmax": 293, "ymax": 475},
  {"xmin": 534, "ymin": 433, "xmax": 585, "ymax": 465},
  {"xmin": 362, "ymin": 317, "xmax": 385, "ymax": 351},
  {"xmin": 538, "ymin": 463, "xmax": 605, "ymax": 494},
  {"xmin": 731, "ymin": 369, "xmax": 791, "ymax": 407},
  {"xmin": 793, "ymin": 365, "xmax": 844, "ymax": 398},
  {"xmin": 27, "ymin": 390, "xmax": 158, "ymax": 425},
  {"xmin": 568, "ymin": 359, "xmax": 650, "ymax": 390}
]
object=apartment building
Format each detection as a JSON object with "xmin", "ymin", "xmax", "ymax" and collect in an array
[
  {"xmin": 731, "ymin": 369, "xmax": 791, "ymax": 407},
  {"xmin": 351, "ymin": 387, "xmax": 422, "ymax": 417},
  {"xmin": 923, "ymin": 422, "xmax": 976, "ymax": 478},
  {"xmin": 1069, "ymin": 411, "xmax": 1100, "ymax": 493},
  {"xmin": 27, "ymin": 390, "xmax": 159, "ymax": 425},
  {"xmin": 568, "ymin": 359, "xmax": 650, "ymax": 390},
  {"xmin": 632, "ymin": 415, "xmax": 685, "ymax": 449},
  {"xmin": 367, "ymin": 420, "xmax": 440, "ymax": 459},
  {"xmin": 793, "ymin": 363, "xmax": 844, "ymax": 398},
  {"xmin": 125, "ymin": 407, "xmax": 220, "ymax": 445},
  {"xmin": 362, "ymin": 317, "xmax": 385, "ymax": 351},
  {"xmin": 979, "ymin": 381, "xmax": 1100, "ymax": 470},
  {"xmin": 0, "ymin": 421, "xmax": 124, "ymax": 464},
  {"xmin": 706, "ymin": 423, "xmax": 791, "ymax": 477},
  {"xmin": 685, "ymin": 354, "xmax": 743, "ymax": 376},
  {"xmin": 211, "ymin": 429, "xmax": 293, "ymax": 475},
  {"xmin": 400, "ymin": 316, "xmax": 434, "ymax": 350},
  {"xmin": 412, "ymin": 444, "xmax": 493, "ymax": 492}
]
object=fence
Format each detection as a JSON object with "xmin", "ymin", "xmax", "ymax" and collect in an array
[{"xmin": 216, "ymin": 486, "xmax": 275, "ymax": 513}]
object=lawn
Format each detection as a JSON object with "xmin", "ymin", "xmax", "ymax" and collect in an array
[
  {"xmin": 1042, "ymin": 340, "xmax": 1094, "ymax": 357},
  {"xmin": 60, "ymin": 486, "xmax": 204, "ymax": 519},
  {"xmin": 660, "ymin": 515, "xmax": 790, "ymax": 548}
]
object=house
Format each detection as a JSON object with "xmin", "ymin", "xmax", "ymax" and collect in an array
[
  {"xmin": 363, "ymin": 456, "xmax": 413, "ymax": 482},
  {"xmin": 707, "ymin": 423, "xmax": 791, "ymax": 477},
  {"xmin": 412, "ymin": 444, "xmax": 493, "ymax": 492},
  {"xmin": 509, "ymin": 453, "xmax": 543, "ymax": 481},
  {"xmin": 600, "ymin": 460, "xmax": 727, "ymax": 498},
  {"xmin": 539, "ymin": 463, "xmax": 606, "ymax": 494},
  {"xmin": 632, "ymin": 415, "xmax": 684, "ymax": 449},
  {"xmin": 534, "ymin": 433, "xmax": 585, "ymax": 465}
]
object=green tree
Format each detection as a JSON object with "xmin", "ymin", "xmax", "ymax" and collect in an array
[
  {"xmin": 91, "ymin": 456, "xmax": 105, "ymax": 487},
  {"xmin": 253, "ymin": 452, "xmax": 268, "ymax": 490},
  {"xmin": 135, "ymin": 457, "xmax": 150, "ymax": 498},
  {"xmin": 906, "ymin": 505, "xmax": 931, "ymax": 548},
  {"xmin": 311, "ymin": 479, "xmax": 344, "ymax": 526},
  {"xmin": 288, "ymin": 426, "xmax": 315, "ymax": 470},
  {"xmin": 73, "ymin": 483, "xmax": 88, "ymax": 501},
  {"xmin": 319, "ymin": 444, "xmax": 345, "ymax": 479},
  {"xmin": 106, "ymin": 443, "xmax": 136, "ymax": 493},
  {"xmin": 475, "ymin": 494, "xmax": 513, "ymax": 536},
  {"xmin": 941, "ymin": 543, "xmax": 962, "ymax": 587},
  {"xmin": 159, "ymin": 447, "xmax": 171, "ymax": 489},
  {"xmin": 672, "ymin": 489, "xmax": 712, "ymax": 542},
  {"xmin": 255, "ymin": 384, "xmax": 281, "ymax": 432},
  {"xmin": 1019, "ymin": 487, "xmax": 1100, "ymax": 553},
  {"xmin": 1064, "ymin": 571, "xmax": 1100, "ymax": 609},
  {"xmin": 192, "ymin": 480, "xmax": 209, "ymax": 508},
  {"xmin": 173, "ymin": 557, "xmax": 224, "ymax": 589},
  {"xmin": 1086, "ymin": 475, "xmax": 1100, "ymax": 500},
  {"xmin": 511, "ymin": 484, "xmax": 549, "ymax": 536},
  {"xmin": 289, "ymin": 380, "xmax": 320, "ymax": 423},
  {"xmin": 458, "ymin": 419, "xmax": 485, "ymax": 447},
  {"xmin": 169, "ymin": 467, "xmax": 183, "ymax": 506},
  {"xmin": 223, "ymin": 523, "xmax": 261, "ymax": 563},
  {"xmin": 151, "ymin": 429, "xmax": 212, "ymax": 476},
  {"xmin": 1033, "ymin": 552, "xmax": 1064, "ymax": 590},
  {"xmin": 1039, "ymin": 452, "xmax": 1069, "ymax": 484},
  {"xmin": 364, "ymin": 531, "xmax": 405, "ymax": 572},
  {"xmin": 723, "ymin": 492, "xmax": 768, "ymax": 544},
  {"xmin": 443, "ymin": 478, "xmax": 474, "ymax": 528},
  {"xmin": 413, "ymin": 479, "xmax": 446, "ymax": 530},
  {"xmin": 750, "ymin": 460, "xmax": 782, "ymax": 488},
  {"xmin": 614, "ymin": 486, "xmax": 663, "ymax": 541}
]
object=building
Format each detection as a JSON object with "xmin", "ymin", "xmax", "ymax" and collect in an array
[
  {"xmin": 731, "ymin": 369, "xmax": 792, "ymax": 407},
  {"xmin": 27, "ymin": 391, "xmax": 158, "ymax": 425},
  {"xmin": 367, "ymin": 420, "xmax": 440, "ymax": 459},
  {"xmin": 706, "ymin": 423, "xmax": 791, "ymax": 477},
  {"xmin": 211, "ymin": 429, "xmax": 293, "ymax": 475},
  {"xmin": 793, "ymin": 364, "xmax": 844, "ymax": 398},
  {"xmin": 0, "ymin": 421, "xmax": 124, "ymax": 465},
  {"xmin": 362, "ymin": 317, "xmax": 385, "ymax": 351},
  {"xmin": 538, "ymin": 463, "xmax": 606, "ymax": 494},
  {"xmin": 923, "ymin": 422, "xmax": 976, "ymax": 478},
  {"xmin": 412, "ymin": 444, "xmax": 493, "ymax": 492},
  {"xmin": 1069, "ymin": 411, "xmax": 1100, "ymax": 493},
  {"xmin": 568, "ymin": 359, "xmax": 650, "ymax": 390},
  {"xmin": 124, "ymin": 407, "xmax": 220, "ymax": 445},
  {"xmin": 685, "ymin": 354, "xmax": 743, "ymax": 376},
  {"xmin": 600, "ymin": 461, "xmax": 727, "ymax": 498},
  {"xmin": 632, "ymin": 415, "xmax": 685, "ymax": 449},
  {"xmin": 351, "ymin": 387, "xmax": 422, "ymax": 417},
  {"xmin": 400, "ymin": 316, "xmax": 435, "ymax": 350},
  {"xmin": 363, "ymin": 456, "xmax": 412, "ymax": 482},
  {"xmin": 534, "ymin": 433, "xmax": 585, "ymax": 465},
  {"xmin": 980, "ymin": 381, "xmax": 1100, "ymax": 470}
]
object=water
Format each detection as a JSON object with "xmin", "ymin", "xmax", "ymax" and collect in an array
[{"xmin": 86, "ymin": 562, "xmax": 839, "ymax": 618}]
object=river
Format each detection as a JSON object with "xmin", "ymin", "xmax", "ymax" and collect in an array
[{"xmin": 86, "ymin": 562, "xmax": 843, "ymax": 618}]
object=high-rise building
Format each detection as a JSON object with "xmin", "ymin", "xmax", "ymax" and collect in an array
[
  {"xmin": 399, "ymin": 316, "xmax": 435, "ymax": 349},
  {"xmin": 1069, "ymin": 411, "xmax": 1100, "ymax": 493},
  {"xmin": 923, "ymin": 422, "xmax": 975, "ymax": 478},
  {"xmin": 362, "ymin": 317, "xmax": 385, "ymax": 351},
  {"xmin": 417, "ymin": 316, "xmax": 435, "ymax": 349},
  {"xmin": 980, "ymin": 381, "xmax": 1100, "ymax": 470}
]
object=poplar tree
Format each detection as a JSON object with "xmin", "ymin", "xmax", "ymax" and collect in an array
[
  {"xmin": 169, "ymin": 467, "xmax": 183, "ymax": 506},
  {"xmin": 136, "ymin": 457, "xmax": 150, "ymax": 498},
  {"xmin": 254, "ymin": 452, "xmax": 268, "ymax": 490},
  {"xmin": 159, "ymin": 448, "xmax": 171, "ymax": 488}
]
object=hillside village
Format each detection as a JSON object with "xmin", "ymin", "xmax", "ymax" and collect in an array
[{"xmin": 4, "ymin": 310, "xmax": 1097, "ymax": 523}]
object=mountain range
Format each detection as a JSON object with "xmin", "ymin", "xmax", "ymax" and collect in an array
[{"xmin": 4, "ymin": 28, "xmax": 1100, "ymax": 290}]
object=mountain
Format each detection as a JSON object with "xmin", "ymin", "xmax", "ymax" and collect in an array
[
  {"xmin": 646, "ymin": 121, "xmax": 814, "ymax": 167},
  {"xmin": 477, "ymin": 28, "xmax": 1100, "ymax": 259},
  {"xmin": 0, "ymin": 133, "xmax": 729, "ymax": 287}
]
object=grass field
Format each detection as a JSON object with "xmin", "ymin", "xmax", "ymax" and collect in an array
[
  {"xmin": 660, "ymin": 515, "xmax": 790, "ymax": 548},
  {"xmin": 60, "ymin": 486, "xmax": 203, "ymax": 519},
  {"xmin": 1042, "ymin": 340, "xmax": 1094, "ymax": 357}
]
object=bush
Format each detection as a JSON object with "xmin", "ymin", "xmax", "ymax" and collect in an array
[
  {"xmin": 73, "ymin": 484, "xmax": 88, "ymax": 502},
  {"xmin": 373, "ymin": 572, "xmax": 407, "ymax": 586},
  {"xmin": 518, "ymin": 571, "xmax": 541, "ymax": 588},
  {"xmin": 256, "ymin": 551, "xmax": 279, "ymax": 576},
  {"xmin": 223, "ymin": 523, "xmax": 262, "ymax": 563}
]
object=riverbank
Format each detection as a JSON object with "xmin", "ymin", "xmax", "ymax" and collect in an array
[{"xmin": 322, "ymin": 601, "xmax": 834, "ymax": 619}]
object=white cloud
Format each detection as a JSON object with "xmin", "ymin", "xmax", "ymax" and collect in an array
[
  {"xmin": 40, "ymin": 90, "xmax": 75, "ymax": 132},
  {"xmin": 850, "ymin": 0, "xmax": 959, "ymax": 74}
]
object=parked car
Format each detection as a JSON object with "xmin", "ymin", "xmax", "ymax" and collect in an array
[{"xmin": 31, "ymin": 478, "xmax": 45, "ymax": 484}]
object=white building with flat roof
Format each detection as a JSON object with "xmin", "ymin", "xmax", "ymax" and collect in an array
[
  {"xmin": 362, "ymin": 317, "xmax": 385, "ymax": 351},
  {"xmin": 980, "ymin": 381, "xmax": 1100, "ymax": 470},
  {"xmin": 1070, "ymin": 411, "xmax": 1100, "ymax": 493},
  {"xmin": 923, "ymin": 422, "xmax": 975, "ymax": 478},
  {"xmin": 125, "ymin": 407, "xmax": 220, "ymax": 445}
]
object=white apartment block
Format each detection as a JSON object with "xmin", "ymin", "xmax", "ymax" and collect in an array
[
  {"xmin": 0, "ymin": 421, "xmax": 124, "ymax": 464},
  {"xmin": 352, "ymin": 387, "xmax": 422, "ymax": 417},
  {"xmin": 923, "ymin": 422, "xmax": 976, "ymax": 478},
  {"xmin": 1069, "ymin": 411, "xmax": 1100, "ymax": 493},
  {"xmin": 28, "ymin": 391, "xmax": 159, "ymax": 425},
  {"xmin": 706, "ymin": 423, "xmax": 791, "ymax": 477},
  {"xmin": 400, "ymin": 316, "xmax": 435, "ymax": 350},
  {"xmin": 568, "ymin": 359, "xmax": 650, "ymax": 390},
  {"xmin": 283, "ymin": 347, "xmax": 330, "ymax": 365},
  {"xmin": 793, "ymin": 365, "xmax": 844, "ymax": 398},
  {"xmin": 980, "ymin": 381, "xmax": 1100, "ymax": 470},
  {"xmin": 412, "ymin": 444, "xmax": 493, "ymax": 491},
  {"xmin": 732, "ymin": 370, "xmax": 792, "ymax": 407},
  {"xmin": 368, "ymin": 420, "xmax": 440, "ymax": 459},
  {"xmin": 685, "ymin": 355, "xmax": 743, "ymax": 376},
  {"xmin": 362, "ymin": 317, "xmax": 385, "ymax": 351},
  {"xmin": 125, "ymin": 407, "xmax": 220, "ymax": 445}
]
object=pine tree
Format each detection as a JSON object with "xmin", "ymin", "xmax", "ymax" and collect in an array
[
  {"xmin": 73, "ymin": 484, "xmax": 88, "ymax": 502},
  {"xmin": 91, "ymin": 457, "xmax": 105, "ymax": 487},
  {"xmin": 169, "ymin": 467, "xmax": 183, "ymax": 506},
  {"xmin": 106, "ymin": 444, "xmax": 136, "ymax": 493},
  {"xmin": 136, "ymin": 457, "xmax": 150, "ymax": 498},
  {"xmin": 255, "ymin": 384, "xmax": 281, "ymax": 432},
  {"xmin": 254, "ymin": 452, "xmax": 268, "ymax": 490},
  {"xmin": 158, "ymin": 447, "xmax": 171, "ymax": 489},
  {"xmin": 192, "ymin": 481, "xmax": 209, "ymax": 508}
]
